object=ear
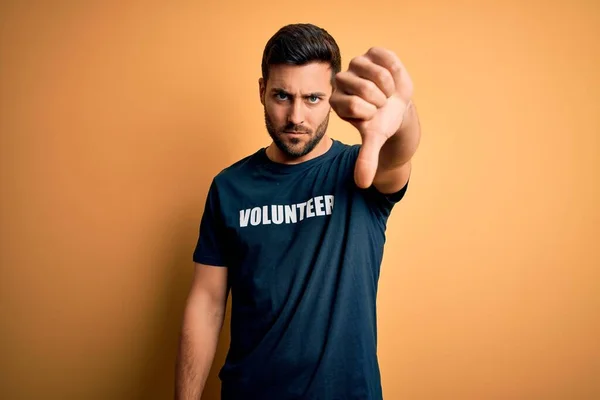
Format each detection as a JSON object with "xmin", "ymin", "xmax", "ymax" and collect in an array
[{"xmin": 258, "ymin": 77, "xmax": 265, "ymax": 105}]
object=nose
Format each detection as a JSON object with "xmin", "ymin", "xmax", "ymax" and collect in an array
[{"xmin": 287, "ymin": 99, "xmax": 305, "ymax": 126}]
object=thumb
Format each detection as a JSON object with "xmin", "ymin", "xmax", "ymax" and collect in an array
[{"xmin": 354, "ymin": 134, "xmax": 384, "ymax": 189}]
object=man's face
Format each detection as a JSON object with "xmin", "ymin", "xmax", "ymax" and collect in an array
[{"xmin": 260, "ymin": 62, "xmax": 333, "ymax": 159}]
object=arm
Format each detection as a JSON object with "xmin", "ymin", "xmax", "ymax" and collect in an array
[
  {"xmin": 175, "ymin": 262, "xmax": 228, "ymax": 400},
  {"xmin": 372, "ymin": 100, "xmax": 421, "ymax": 194}
]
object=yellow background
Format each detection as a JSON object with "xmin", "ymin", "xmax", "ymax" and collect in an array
[{"xmin": 1, "ymin": 1, "xmax": 598, "ymax": 399}]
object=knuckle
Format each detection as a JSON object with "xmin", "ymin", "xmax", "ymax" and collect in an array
[
  {"xmin": 367, "ymin": 46, "xmax": 381, "ymax": 55},
  {"xmin": 348, "ymin": 97, "xmax": 362, "ymax": 115},
  {"xmin": 368, "ymin": 82, "xmax": 386, "ymax": 105},
  {"xmin": 384, "ymin": 73, "xmax": 396, "ymax": 91},
  {"xmin": 334, "ymin": 73, "xmax": 348, "ymax": 90},
  {"xmin": 375, "ymin": 69, "xmax": 390, "ymax": 85},
  {"xmin": 361, "ymin": 80, "xmax": 378, "ymax": 99},
  {"xmin": 330, "ymin": 95, "xmax": 343, "ymax": 110},
  {"xmin": 349, "ymin": 55, "xmax": 367, "ymax": 70},
  {"xmin": 389, "ymin": 60, "xmax": 402, "ymax": 74},
  {"xmin": 336, "ymin": 71, "xmax": 352, "ymax": 83}
]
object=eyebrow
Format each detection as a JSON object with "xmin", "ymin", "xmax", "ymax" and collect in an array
[{"xmin": 271, "ymin": 88, "xmax": 327, "ymax": 97}]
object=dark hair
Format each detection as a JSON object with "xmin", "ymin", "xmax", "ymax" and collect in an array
[{"xmin": 261, "ymin": 23, "xmax": 342, "ymax": 83}]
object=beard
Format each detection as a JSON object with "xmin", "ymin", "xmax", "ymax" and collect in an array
[{"xmin": 264, "ymin": 108, "xmax": 330, "ymax": 159}]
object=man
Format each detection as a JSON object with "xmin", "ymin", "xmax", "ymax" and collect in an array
[{"xmin": 175, "ymin": 23, "xmax": 421, "ymax": 399}]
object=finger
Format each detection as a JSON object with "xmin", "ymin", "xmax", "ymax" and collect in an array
[
  {"xmin": 348, "ymin": 55, "xmax": 395, "ymax": 98},
  {"xmin": 365, "ymin": 47, "xmax": 406, "ymax": 95},
  {"xmin": 354, "ymin": 134, "xmax": 385, "ymax": 189},
  {"xmin": 334, "ymin": 71, "xmax": 388, "ymax": 108},
  {"xmin": 330, "ymin": 92, "xmax": 378, "ymax": 121}
]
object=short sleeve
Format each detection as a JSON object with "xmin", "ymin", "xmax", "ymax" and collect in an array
[
  {"xmin": 349, "ymin": 144, "xmax": 409, "ymax": 217},
  {"xmin": 192, "ymin": 179, "xmax": 228, "ymax": 267},
  {"xmin": 365, "ymin": 179, "xmax": 409, "ymax": 216}
]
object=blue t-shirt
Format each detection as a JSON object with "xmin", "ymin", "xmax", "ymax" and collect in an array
[{"xmin": 193, "ymin": 139, "xmax": 408, "ymax": 399}]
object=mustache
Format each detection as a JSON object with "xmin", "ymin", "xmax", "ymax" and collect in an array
[{"xmin": 282, "ymin": 123, "xmax": 311, "ymax": 133}]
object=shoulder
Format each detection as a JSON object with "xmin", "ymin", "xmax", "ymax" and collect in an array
[
  {"xmin": 333, "ymin": 139, "xmax": 360, "ymax": 152},
  {"xmin": 211, "ymin": 148, "xmax": 264, "ymax": 185},
  {"xmin": 334, "ymin": 139, "xmax": 362, "ymax": 158},
  {"xmin": 328, "ymin": 139, "xmax": 361, "ymax": 164}
]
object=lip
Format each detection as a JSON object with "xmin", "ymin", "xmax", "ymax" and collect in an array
[{"xmin": 283, "ymin": 131, "xmax": 308, "ymax": 134}]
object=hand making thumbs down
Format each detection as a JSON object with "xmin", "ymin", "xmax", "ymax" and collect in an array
[{"xmin": 329, "ymin": 47, "xmax": 414, "ymax": 189}]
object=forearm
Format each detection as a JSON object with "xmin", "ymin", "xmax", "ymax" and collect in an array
[
  {"xmin": 378, "ymin": 100, "xmax": 421, "ymax": 170},
  {"xmin": 175, "ymin": 295, "xmax": 225, "ymax": 400}
]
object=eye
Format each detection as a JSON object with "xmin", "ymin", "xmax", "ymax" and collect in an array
[
  {"xmin": 275, "ymin": 92, "xmax": 288, "ymax": 101},
  {"xmin": 308, "ymin": 95, "xmax": 320, "ymax": 104}
]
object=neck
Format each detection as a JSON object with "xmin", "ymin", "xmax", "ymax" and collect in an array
[{"xmin": 267, "ymin": 135, "xmax": 332, "ymax": 165}]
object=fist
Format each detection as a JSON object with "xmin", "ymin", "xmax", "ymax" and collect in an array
[{"xmin": 329, "ymin": 47, "xmax": 413, "ymax": 189}]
